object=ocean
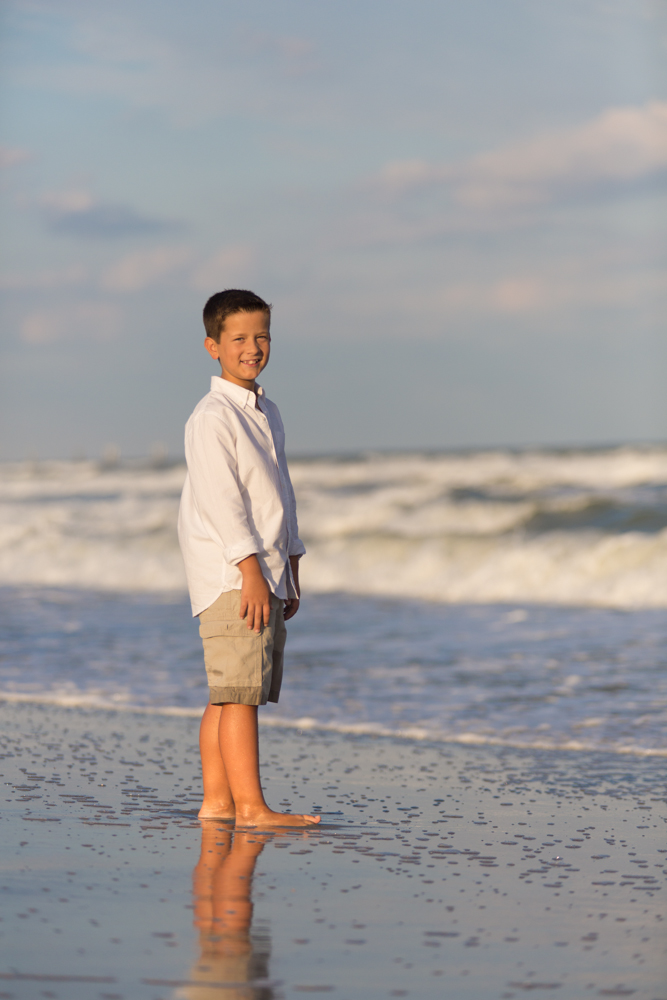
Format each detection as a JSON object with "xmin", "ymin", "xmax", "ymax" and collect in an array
[{"xmin": 1, "ymin": 446, "xmax": 666, "ymax": 757}]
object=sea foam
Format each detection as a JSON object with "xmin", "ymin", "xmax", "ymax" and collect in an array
[{"xmin": 2, "ymin": 446, "xmax": 667, "ymax": 607}]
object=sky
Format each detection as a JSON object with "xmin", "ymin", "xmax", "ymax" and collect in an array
[{"xmin": 0, "ymin": 0, "xmax": 666, "ymax": 459}]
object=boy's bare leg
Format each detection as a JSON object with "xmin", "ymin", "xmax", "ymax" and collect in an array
[
  {"xmin": 199, "ymin": 703, "xmax": 236, "ymax": 820},
  {"xmin": 219, "ymin": 703, "xmax": 320, "ymax": 827}
]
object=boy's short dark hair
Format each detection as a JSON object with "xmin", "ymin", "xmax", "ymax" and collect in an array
[{"xmin": 203, "ymin": 289, "xmax": 271, "ymax": 342}]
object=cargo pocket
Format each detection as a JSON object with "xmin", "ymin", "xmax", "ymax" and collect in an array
[{"xmin": 199, "ymin": 619, "xmax": 262, "ymax": 692}]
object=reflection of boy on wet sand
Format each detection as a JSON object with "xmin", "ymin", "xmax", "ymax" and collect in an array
[
  {"xmin": 178, "ymin": 826, "xmax": 273, "ymax": 1000},
  {"xmin": 178, "ymin": 289, "xmax": 319, "ymax": 826}
]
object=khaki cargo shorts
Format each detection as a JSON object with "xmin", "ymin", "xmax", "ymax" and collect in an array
[{"xmin": 198, "ymin": 589, "xmax": 286, "ymax": 706}]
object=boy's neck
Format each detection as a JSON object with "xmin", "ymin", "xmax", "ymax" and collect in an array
[{"xmin": 220, "ymin": 370, "xmax": 258, "ymax": 395}]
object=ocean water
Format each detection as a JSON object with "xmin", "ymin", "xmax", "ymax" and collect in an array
[{"xmin": 1, "ymin": 447, "xmax": 666, "ymax": 756}]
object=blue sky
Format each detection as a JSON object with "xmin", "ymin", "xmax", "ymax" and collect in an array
[{"xmin": 1, "ymin": 0, "xmax": 665, "ymax": 459}]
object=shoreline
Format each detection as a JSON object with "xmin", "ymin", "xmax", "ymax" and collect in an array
[
  {"xmin": 1, "ymin": 700, "xmax": 664, "ymax": 999},
  {"xmin": 0, "ymin": 693, "xmax": 666, "ymax": 758}
]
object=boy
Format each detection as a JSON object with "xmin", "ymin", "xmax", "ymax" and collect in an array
[{"xmin": 178, "ymin": 288, "xmax": 319, "ymax": 827}]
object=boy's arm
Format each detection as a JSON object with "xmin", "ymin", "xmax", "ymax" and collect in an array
[
  {"xmin": 185, "ymin": 411, "xmax": 260, "ymax": 567},
  {"xmin": 270, "ymin": 406, "xmax": 306, "ymax": 563},
  {"xmin": 284, "ymin": 555, "xmax": 301, "ymax": 621}
]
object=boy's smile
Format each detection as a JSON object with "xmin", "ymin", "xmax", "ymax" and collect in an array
[{"xmin": 205, "ymin": 310, "xmax": 271, "ymax": 391}]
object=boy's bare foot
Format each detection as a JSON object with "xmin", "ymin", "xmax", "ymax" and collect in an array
[
  {"xmin": 234, "ymin": 808, "xmax": 321, "ymax": 828},
  {"xmin": 198, "ymin": 800, "xmax": 236, "ymax": 820}
]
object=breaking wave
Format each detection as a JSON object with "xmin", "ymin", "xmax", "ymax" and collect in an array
[{"xmin": 2, "ymin": 445, "xmax": 667, "ymax": 607}]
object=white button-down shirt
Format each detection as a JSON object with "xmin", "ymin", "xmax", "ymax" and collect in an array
[{"xmin": 178, "ymin": 376, "xmax": 306, "ymax": 616}]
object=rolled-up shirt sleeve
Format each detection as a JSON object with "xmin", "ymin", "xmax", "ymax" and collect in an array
[
  {"xmin": 186, "ymin": 411, "xmax": 259, "ymax": 566},
  {"xmin": 289, "ymin": 535, "xmax": 307, "ymax": 558},
  {"xmin": 286, "ymin": 475, "xmax": 306, "ymax": 557}
]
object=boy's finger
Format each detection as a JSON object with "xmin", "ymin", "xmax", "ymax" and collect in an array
[
  {"xmin": 263, "ymin": 601, "xmax": 271, "ymax": 627},
  {"xmin": 252, "ymin": 603, "xmax": 263, "ymax": 633},
  {"xmin": 239, "ymin": 596, "xmax": 248, "ymax": 620}
]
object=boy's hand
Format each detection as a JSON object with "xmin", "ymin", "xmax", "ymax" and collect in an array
[
  {"xmin": 283, "ymin": 597, "xmax": 300, "ymax": 621},
  {"xmin": 238, "ymin": 555, "xmax": 271, "ymax": 633}
]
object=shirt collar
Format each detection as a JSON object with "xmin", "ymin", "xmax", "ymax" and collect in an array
[{"xmin": 210, "ymin": 376, "xmax": 263, "ymax": 409}]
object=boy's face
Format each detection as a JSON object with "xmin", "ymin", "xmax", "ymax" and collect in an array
[{"xmin": 205, "ymin": 310, "xmax": 271, "ymax": 390}]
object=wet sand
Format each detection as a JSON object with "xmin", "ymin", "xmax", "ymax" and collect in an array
[{"xmin": 0, "ymin": 701, "xmax": 665, "ymax": 999}]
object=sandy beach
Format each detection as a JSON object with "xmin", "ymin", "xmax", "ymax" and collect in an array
[{"xmin": 0, "ymin": 700, "xmax": 664, "ymax": 1000}]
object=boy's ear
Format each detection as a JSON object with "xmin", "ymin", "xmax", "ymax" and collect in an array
[{"xmin": 204, "ymin": 337, "xmax": 220, "ymax": 361}]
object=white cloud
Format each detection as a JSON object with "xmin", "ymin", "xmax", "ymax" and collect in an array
[
  {"xmin": 0, "ymin": 265, "xmax": 87, "ymax": 290},
  {"xmin": 457, "ymin": 100, "xmax": 667, "ymax": 208},
  {"xmin": 376, "ymin": 100, "xmax": 667, "ymax": 209},
  {"xmin": 421, "ymin": 265, "xmax": 667, "ymax": 320},
  {"xmin": 14, "ymin": 8, "xmax": 318, "ymax": 128},
  {"xmin": 241, "ymin": 30, "xmax": 320, "ymax": 79},
  {"xmin": 40, "ymin": 189, "xmax": 94, "ymax": 212},
  {"xmin": 8, "ymin": 1, "xmax": 335, "ymax": 134},
  {"xmin": 21, "ymin": 301, "xmax": 121, "ymax": 344},
  {"xmin": 488, "ymin": 279, "xmax": 545, "ymax": 312},
  {"xmin": 300, "ymin": 249, "xmax": 667, "ymax": 330},
  {"xmin": 434, "ymin": 277, "xmax": 561, "ymax": 316},
  {"xmin": 189, "ymin": 247, "xmax": 255, "ymax": 293},
  {"xmin": 0, "ymin": 146, "xmax": 31, "ymax": 168},
  {"xmin": 101, "ymin": 245, "xmax": 193, "ymax": 292},
  {"xmin": 375, "ymin": 159, "xmax": 438, "ymax": 195},
  {"xmin": 40, "ymin": 188, "xmax": 184, "ymax": 239}
]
